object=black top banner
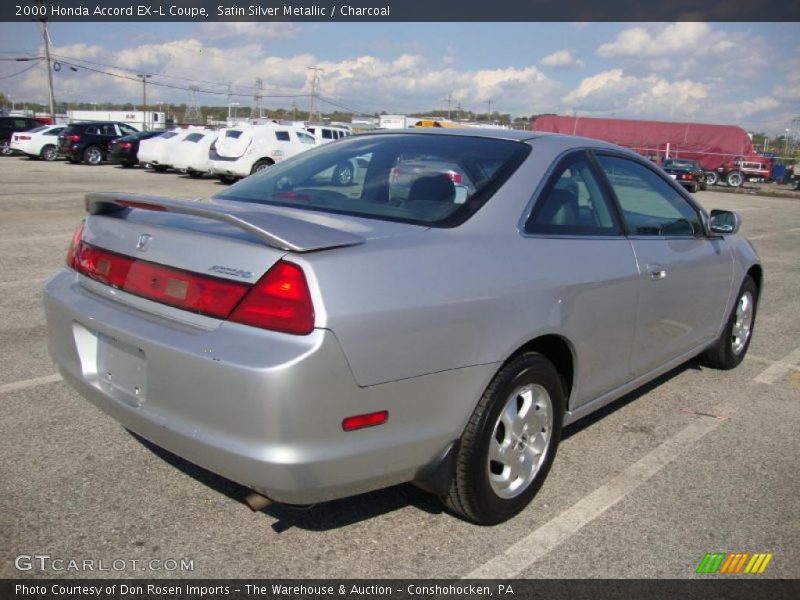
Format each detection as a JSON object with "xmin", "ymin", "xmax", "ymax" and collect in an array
[{"xmin": 3, "ymin": 0, "xmax": 800, "ymax": 22}]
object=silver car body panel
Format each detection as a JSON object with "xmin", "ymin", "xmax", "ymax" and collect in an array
[{"xmin": 43, "ymin": 131, "xmax": 762, "ymax": 504}]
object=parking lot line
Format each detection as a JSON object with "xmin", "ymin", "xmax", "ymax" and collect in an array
[
  {"xmin": 0, "ymin": 277, "xmax": 49, "ymax": 289},
  {"xmin": 753, "ymin": 347, "xmax": 800, "ymax": 385},
  {"xmin": 748, "ymin": 227, "xmax": 800, "ymax": 241},
  {"xmin": 466, "ymin": 400, "xmax": 736, "ymax": 579},
  {"xmin": 0, "ymin": 373, "xmax": 62, "ymax": 395}
]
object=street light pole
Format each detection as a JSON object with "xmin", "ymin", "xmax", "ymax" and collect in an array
[{"xmin": 137, "ymin": 73, "xmax": 151, "ymax": 130}]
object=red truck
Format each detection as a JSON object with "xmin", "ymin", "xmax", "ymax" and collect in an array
[{"xmin": 532, "ymin": 115, "xmax": 771, "ymax": 188}]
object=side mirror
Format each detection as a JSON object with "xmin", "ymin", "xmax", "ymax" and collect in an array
[{"xmin": 708, "ymin": 209, "xmax": 741, "ymax": 235}]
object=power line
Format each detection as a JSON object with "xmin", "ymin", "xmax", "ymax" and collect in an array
[{"xmin": 0, "ymin": 59, "xmax": 44, "ymax": 80}]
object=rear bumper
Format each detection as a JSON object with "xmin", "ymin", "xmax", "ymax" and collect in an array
[
  {"xmin": 43, "ymin": 270, "xmax": 490, "ymax": 503},
  {"xmin": 210, "ymin": 159, "xmax": 249, "ymax": 178}
]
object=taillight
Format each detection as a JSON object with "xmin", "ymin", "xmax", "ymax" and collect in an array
[
  {"xmin": 390, "ymin": 167, "xmax": 402, "ymax": 182},
  {"xmin": 229, "ymin": 260, "xmax": 315, "ymax": 335},
  {"xmin": 66, "ymin": 221, "xmax": 85, "ymax": 268},
  {"xmin": 18, "ymin": 135, "xmax": 31, "ymax": 141},
  {"xmin": 118, "ymin": 141, "xmax": 132, "ymax": 149},
  {"xmin": 67, "ymin": 134, "xmax": 80, "ymax": 143},
  {"xmin": 70, "ymin": 242, "xmax": 250, "ymax": 319},
  {"xmin": 446, "ymin": 170, "xmax": 463, "ymax": 184}
]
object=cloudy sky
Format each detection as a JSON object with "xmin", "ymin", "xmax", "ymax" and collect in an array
[{"xmin": 1, "ymin": 21, "xmax": 798, "ymax": 134}]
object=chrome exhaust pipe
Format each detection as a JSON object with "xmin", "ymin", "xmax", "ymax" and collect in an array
[{"xmin": 244, "ymin": 492, "xmax": 273, "ymax": 511}]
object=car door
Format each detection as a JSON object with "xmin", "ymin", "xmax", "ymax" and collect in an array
[
  {"xmin": 523, "ymin": 151, "xmax": 640, "ymax": 406},
  {"xmin": 594, "ymin": 153, "xmax": 732, "ymax": 377}
]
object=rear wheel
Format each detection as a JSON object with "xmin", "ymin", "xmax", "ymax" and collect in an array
[
  {"xmin": 0, "ymin": 140, "xmax": 11, "ymax": 156},
  {"xmin": 332, "ymin": 162, "xmax": 354, "ymax": 186},
  {"xmin": 726, "ymin": 171, "xmax": 744, "ymax": 188},
  {"xmin": 444, "ymin": 352, "xmax": 564, "ymax": 525},
  {"xmin": 40, "ymin": 145, "xmax": 57, "ymax": 161},
  {"xmin": 704, "ymin": 171, "xmax": 719, "ymax": 186},
  {"xmin": 83, "ymin": 146, "xmax": 103, "ymax": 165},
  {"xmin": 699, "ymin": 275, "xmax": 758, "ymax": 370},
  {"xmin": 250, "ymin": 159, "xmax": 274, "ymax": 174}
]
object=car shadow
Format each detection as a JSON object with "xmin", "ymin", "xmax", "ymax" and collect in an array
[
  {"xmin": 128, "ymin": 432, "xmax": 443, "ymax": 533},
  {"xmin": 561, "ymin": 359, "xmax": 700, "ymax": 441},
  {"xmin": 128, "ymin": 359, "xmax": 702, "ymax": 532}
]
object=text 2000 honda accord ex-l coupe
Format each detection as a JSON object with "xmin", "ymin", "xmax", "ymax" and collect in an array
[{"xmin": 43, "ymin": 130, "xmax": 761, "ymax": 524}]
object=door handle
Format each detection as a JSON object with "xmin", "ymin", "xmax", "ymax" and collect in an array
[{"xmin": 648, "ymin": 264, "xmax": 667, "ymax": 281}]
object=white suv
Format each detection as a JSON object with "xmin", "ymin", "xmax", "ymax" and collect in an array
[
  {"xmin": 303, "ymin": 125, "xmax": 352, "ymax": 144},
  {"xmin": 210, "ymin": 124, "xmax": 316, "ymax": 182}
]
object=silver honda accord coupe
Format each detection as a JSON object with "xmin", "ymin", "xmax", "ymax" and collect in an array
[{"xmin": 43, "ymin": 129, "xmax": 761, "ymax": 525}]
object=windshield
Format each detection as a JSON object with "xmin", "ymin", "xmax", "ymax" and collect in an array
[{"xmin": 214, "ymin": 133, "xmax": 531, "ymax": 227}]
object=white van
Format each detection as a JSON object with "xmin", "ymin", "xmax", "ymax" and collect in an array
[
  {"xmin": 168, "ymin": 129, "xmax": 219, "ymax": 178},
  {"xmin": 209, "ymin": 124, "xmax": 316, "ymax": 182},
  {"xmin": 303, "ymin": 124, "xmax": 352, "ymax": 144}
]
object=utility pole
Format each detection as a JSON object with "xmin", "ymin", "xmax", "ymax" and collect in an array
[
  {"xmin": 444, "ymin": 92, "xmax": 453, "ymax": 120},
  {"xmin": 37, "ymin": 1, "xmax": 56, "ymax": 124},
  {"xmin": 307, "ymin": 66, "xmax": 323, "ymax": 123},
  {"xmin": 136, "ymin": 73, "xmax": 151, "ymax": 130},
  {"xmin": 486, "ymin": 99, "xmax": 492, "ymax": 123}
]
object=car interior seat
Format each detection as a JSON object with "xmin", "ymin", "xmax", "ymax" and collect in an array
[{"xmin": 408, "ymin": 174, "xmax": 456, "ymax": 203}]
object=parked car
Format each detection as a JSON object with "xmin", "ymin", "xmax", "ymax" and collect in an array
[
  {"xmin": 43, "ymin": 130, "xmax": 761, "ymax": 525},
  {"xmin": 108, "ymin": 130, "xmax": 163, "ymax": 167},
  {"xmin": 57, "ymin": 121, "xmax": 140, "ymax": 165},
  {"xmin": 9, "ymin": 124, "xmax": 65, "ymax": 161},
  {"xmin": 661, "ymin": 158, "xmax": 706, "ymax": 192},
  {"xmin": 389, "ymin": 154, "xmax": 477, "ymax": 202},
  {"xmin": 169, "ymin": 129, "xmax": 220, "ymax": 178},
  {"xmin": 209, "ymin": 123, "xmax": 317, "ymax": 183},
  {"xmin": 1, "ymin": 115, "xmax": 46, "ymax": 155},
  {"xmin": 136, "ymin": 129, "xmax": 181, "ymax": 171}
]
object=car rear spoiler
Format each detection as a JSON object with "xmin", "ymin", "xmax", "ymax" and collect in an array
[{"xmin": 85, "ymin": 192, "xmax": 366, "ymax": 253}]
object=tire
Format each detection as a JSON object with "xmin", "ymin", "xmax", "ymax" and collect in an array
[
  {"xmin": 689, "ymin": 183, "xmax": 698, "ymax": 193},
  {"xmin": 444, "ymin": 352, "xmax": 564, "ymax": 525},
  {"xmin": 250, "ymin": 159, "xmax": 273, "ymax": 175},
  {"xmin": 726, "ymin": 171, "xmax": 744, "ymax": 188},
  {"xmin": 0, "ymin": 140, "xmax": 11, "ymax": 156},
  {"xmin": 120, "ymin": 161, "xmax": 134, "ymax": 168},
  {"xmin": 186, "ymin": 169, "xmax": 204, "ymax": 178},
  {"xmin": 704, "ymin": 171, "xmax": 719, "ymax": 186},
  {"xmin": 217, "ymin": 175, "xmax": 236, "ymax": 184},
  {"xmin": 40, "ymin": 144, "xmax": 57, "ymax": 161},
  {"xmin": 83, "ymin": 146, "xmax": 103, "ymax": 165},
  {"xmin": 699, "ymin": 275, "xmax": 758, "ymax": 370},
  {"xmin": 332, "ymin": 162, "xmax": 354, "ymax": 186},
  {"xmin": 152, "ymin": 164, "xmax": 169, "ymax": 173}
]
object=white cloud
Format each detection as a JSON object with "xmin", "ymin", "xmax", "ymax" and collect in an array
[
  {"xmin": 199, "ymin": 22, "xmax": 299, "ymax": 40},
  {"xmin": 540, "ymin": 50, "xmax": 585, "ymax": 70},
  {"xmin": 562, "ymin": 68, "xmax": 709, "ymax": 119},
  {"xmin": 596, "ymin": 23, "xmax": 768, "ymax": 79}
]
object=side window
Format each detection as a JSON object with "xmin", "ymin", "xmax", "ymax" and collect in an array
[
  {"xmin": 100, "ymin": 125, "xmax": 116, "ymax": 136},
  {"xmin": 119, "ymin": 124, "xmax": 137, "ymax": 135},
  {"xmin": 85, "ymin": 126, "xmax": 99, "ymax": 135},
  {"xmin": 275, "ymin": 131, "xmax": 291, "ymax": 142},
  {"xmin": 597, "ymin": 155, "xmax": 702, "ymax": 237},
  {"xmin": 526, "ymin": 152, "xmax": 620, "ymax": 236},
  {"xmin": 322, "ymin": 129, "xmax": 333, "ymax": 140}
]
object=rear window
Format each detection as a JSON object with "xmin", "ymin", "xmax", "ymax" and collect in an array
[
  {"xmin": 183, "ymin": 133, "xmax": 205, "ymax": 143},
  {"xmin": 226, "ymin": 130, "xmax": 243, "ymax": 139},
  {"xmin": 214, "ymin": 133, "xmax": 531, "ymax": 227},
  {"xmin": 275, "ymin": 131, "xmax": 291, "ymax": 142},
  {"xmin": 159, "ymin": 131, "xmax": 179, "ymax": 139}
]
